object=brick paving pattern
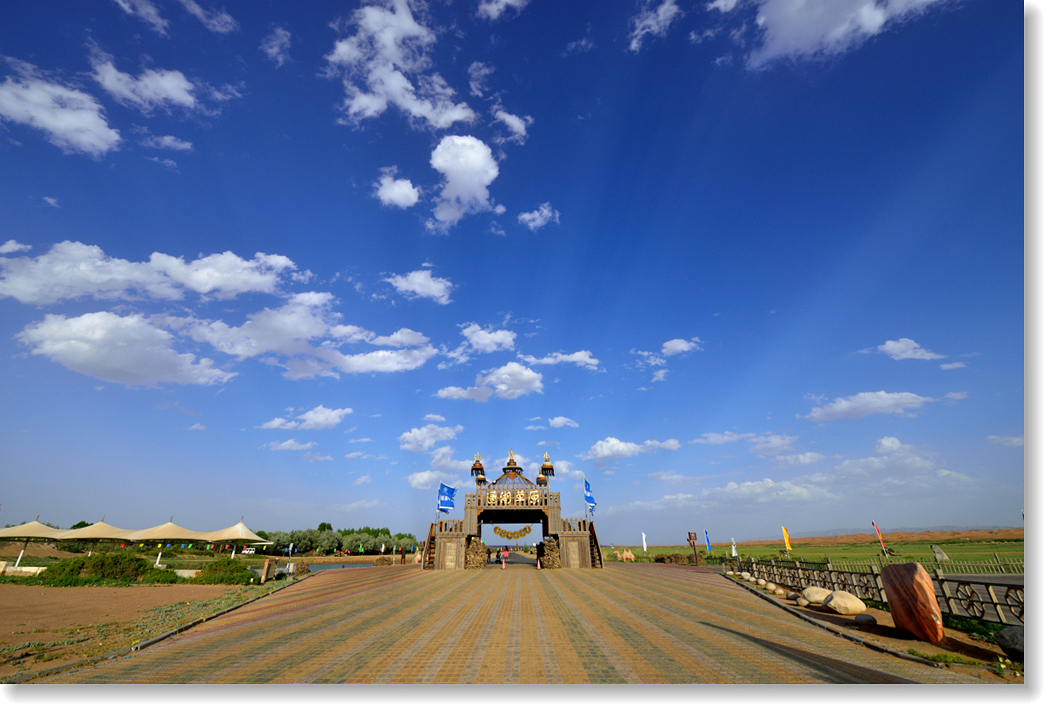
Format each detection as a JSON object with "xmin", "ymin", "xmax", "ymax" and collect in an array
[{"xmin": 42, "ymin": 564, "xmax": 984, "ymax": 684}]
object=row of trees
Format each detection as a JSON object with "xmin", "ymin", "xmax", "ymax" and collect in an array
[{"xmin": 255, "ymin": 524, "xmax": 418, "ymax": 556}]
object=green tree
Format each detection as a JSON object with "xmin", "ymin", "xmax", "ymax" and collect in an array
[
  {"xmin": 317, "ymin": 522, "xmax": 333, "ymax": 532},
  {"xmin": 69, "ymin": 520, "xmax": 92, "ymax": 530}
]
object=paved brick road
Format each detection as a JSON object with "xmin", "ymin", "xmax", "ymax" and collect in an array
[{"xmin": 43, "ymin": 564, "xmax": 982, "ymax": 684}]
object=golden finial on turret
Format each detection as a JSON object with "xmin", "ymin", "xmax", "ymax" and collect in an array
[
  {"xmin": 508, "ymin": 448, "xmax": 516, "ymax": 463},
  {"xmin": 474, "ymin": 452, "xmax": 482, "ymax": 462},
  {"xmin": 543, "ymin": 452, "xmax": 551, "ymax": 464}
]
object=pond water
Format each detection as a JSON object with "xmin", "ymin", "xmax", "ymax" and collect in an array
[{"xmin": 307, "ymin": 562, "xmax": 371, "ymax": 572}]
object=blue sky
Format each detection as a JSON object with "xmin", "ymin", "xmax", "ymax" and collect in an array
[{"xmin": 0, "ymin": 0, "xmax": 1024, "ymax": 544}]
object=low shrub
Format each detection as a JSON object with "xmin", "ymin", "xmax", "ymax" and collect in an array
[
  {"xmin": 141, "ymin": 568, "xmax": 185, "ymax": 584},
  {"xmin": 84, "ymin": 552, "xmax": 150, "ymax": 580},
  {"xmin": 194, "ymin": 558, "xmax": 255, "ymax": 585},
  {"xmin": 38, "ymin": 557, "xmax": 88, "ymax": 581}
]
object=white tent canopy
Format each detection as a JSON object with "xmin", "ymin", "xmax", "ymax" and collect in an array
[{"xmin": 0, "ymin": 520, "xmax": 268, "ymax": 544}]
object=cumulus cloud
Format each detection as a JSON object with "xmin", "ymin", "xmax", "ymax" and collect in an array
[
  {"xmin": 580, "ymin": 436, "xmax": 680, "ymax": 463},
  {"xmin": 701, "ymin": 477, "xmax": 835, "ymax": 503},
  {"xmin": 398, "ymin": 423, "xmax": 463, "ymax": 452},
  {"xmin": 628, "ymin": 0, "xmax": 682, "ymax": 53},
  {"xmin": 407, "ymin": 470, "xmax": 447, "ymax": 490},
  {"xmin": 749, "ymin": 433, "xmax": 797, "ymax": 455},
  {"xmin": 493, "ymin": 106, "xmax": 532, "ymax": 144},
  {"xmin": 988, "ymin": 435, "xmax": 1023, "ymax": 447},
  {"xmin": 0, "ymin": 59, "xmax": 121, "ymax": 157},
  {"xmin": 945, "ymin": 391, "xmax": 968, "ymax": 400},
  {"xmin": 662, "ymin": 337, "xmax": 700, "ymax": 356},
  {"xmin": 565, "ymin": 37, "xmax": 596, "ymax": 55},
  {"xmin": 462, "ymin": 323, "xmax": 516, "ymax": 353},
  {"xmin": 518, "ymin": 350, "xmax": 599, "ymax": 370},
  {"xmin": 89, "ymin": 47, "xmax": 196, "ymax": 114},
  {"xmin": 876, "ymin": 338, "xmax": 944, "ymax": 361},
  {"xmin": 270, "ymin": 439, "xmax": 316, "ymax": 451},
  {"xmin": 941, "ymin": 362, "xmax": 966, "ymax": 370},
  {"xmin": 423, "ymin": 413, "xmax": 445, "ymax": 422},
  {"xmin": 549, "ymin": 416, "xmax": 578, "ymax": 429},
  {"xmin": 383, "ymin": 269, "xmax": 453, "ymax": 304},
  {"xmin": 709, "ymin": 0, "xmax": 953, "ymax": 69},
  {"xmin": 301, "ymin": 452, "xmax": 332, "ymax": 463},
  {"xmin": 651, "ymin": 369, "xmax": 668, "ymax": 382},
  {"xmin": 517, "ymin": 202, "xmax": 559, "ymax": 231},
  {"xmin": 805, "ymin": 391, "xmax": 933, "ymax": 421},
  {"xmin": 0, "ymin": 240, "xmax": 31, "ymax": 254},
  {"xmin": 352, "ymin": 475, "xmax": 372, "ymax": 485},
  {"xmin": 429, "ymin": 445, "xmax": 475, "ymax": 474},
  {"xmin": 774, "ymin": 452, "xmax": 825, "ymax": 467},
  {"xmin": 477, "ymin": 0, "xmax": 530, "ymax": 21},
  {"xmin": 0, "ymin": 241, "xmax": 297, "ymax": 305},
  {"xmin": 188, "ymin": 423, "xmax": 205, "ymax": 430},
  {"xmin": 175, "ymin": 0, "xmax": 238, "ymax": 33},
  {"xmin": 373, "ymin": 166, "xmax": 420, "ymax": 208},
  {"xmin": 17, "ymin": 312, "xmax": 235, "ymax": 387},
  {"xmin": 325, "ymin": 0, "xmax": 474, "ymax": 130},
  {"xmin": 138, "ymin": 134, "xmax": 193, "ymax": 151},
  {"xmin": 112, "ymin": 0, "xmax": 169, "ymax": 36},
  {"xmin": 427, "ymin": 135, "xmax": 503, "ymax": 233},
  {"xmin": 261, "ymin": 26, "xmax": 292, "ymax": 66},
  {"xmin": 437, "ymin": 361, "xmax": 543, "ymax": 402},
  {"xmin": 260, "ymin": 405, "xmax": 354, "ymax": 430},
  {"xmin": 43, "ymin": 197, "xmax": 60, "ymax": 208}
]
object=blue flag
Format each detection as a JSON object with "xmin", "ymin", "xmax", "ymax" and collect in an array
[
  {"xmin": 438, "ymin": 482, "xmax": 457, "ymax": 512},
  {"xmin": 704, "ymin": 530, "xmax": 711, "ymax": 551},
  {"xmin": 583, "ymin": 479, "xmax": 597, "ymax": 513}
]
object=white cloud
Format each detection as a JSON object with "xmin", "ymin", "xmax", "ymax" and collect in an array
[
  {"xmin": 427, "ymin": 136, "xmax": 502, "ymax": 233},
  {"xmin": 647, "ymin": 470, "xmax": 693, "ymax": 483},
  {"xmin": 525, "ymin": 425, "xmax": 546, "ymax": 431},
  {"xmin": 188, "ymin": 423, "xmax": 205, "ymax": 430},
  {"xmin": 628, "ymin": 0, "xmax": 682, "ymax": 53},
  {"xmin": 325, "ymin": 0, "xmax": 475, "ymax": 130},
  {"xmin": 429, "ymin": 445, "xmax": 475, "ymax": 474},
  {"xmin": 549, "ymin": 416, "xmax": 578, "ymax": 429},
  {"xmin": 716, "ymin": 0, "xmax": 952, "ymax": 69},
  {"xmin": 270, "ymin": 439, "xmax": 316, "ymax": 451},
  {"xmin": 877, "ymin": 338, "xmax": 944, "ymax": 361},
  {"xmin": 565, "ymin": 37, "xmax": 596, "ymax": 55},
  {"xmin": 477, "ymin": 0, "xmax": 530, "ymax": 21},
  {"xmin": 352, "ymin": 475, "xmax": 372, "ymax": 485},
  {"xmin": 139, "ymin": 134, "xmax": 193, "ymax": 151},
  {"xmin": 493, "ymin": 106, "xmax": 532, "ymax": 145},
  {"xmin": 0, "ymin": 59, "xmax": 121, "ymax": 157},
  {"xmin": 407, "ymin": 469, "xmax": 448, "ymax": 490},
  {"xmin": 517, "ymin": 202, "xmax": 559, "ymax": 231},
  {"xmin": 336, "ymin": 498, "xmax": 379, "ymax": 510},
  {"xmin": 398, "ymin": 423, "xmax": 463, "ymax": 452},
  {"xmin": 651, "ymin": 369, "xmax": 668, "ymax": 382},
  {"xmin": 371, "ymin": 328, "xmax": 429, "ymax": 348},
  {"xmin": 373, "ymin": 166, "xmax": 420, "ymax": 208},
  {"xmin": 437, "ymin": 361, "xmax": 543, "ymax": 402},
  {"xmin": 988, "ymin": 435, "xmax": 1023, "ymax": 447},
  {"xmin": 875, "ymin": 436, "xmax": 902, "ymax": 453},
  {"xmin": 662, "ymin": 338, "xmax": 700, "ymax": 356},
  {"xmin": 345, "ymin": 451, "xmax": 365, "ymax": 459},
  {"xmin": 260, "ymin": 405, "xmax": 353, "ymax": 430},
  {"xmin": 0, "ymin": 242, "xmax": 296, "ymax": 305},
  {"xmin": 261, "ymin": 26, "xmax": 292, "ymax": 67},
  {"xmin": 461, "ymin": 323, "xmax": 516, "ymax": 353},
  {"xmin": 146, "ymin": 156, "xmax": 178, "ymax": 170},
  {"xmin": 112, "ymin": 0, "xmax": 169, "ymax": 36},
  {"xmin": 17, "ymin": 311, "xmax": 234, "ymax": 387},
  {"xmin": 383, "ymin": 269, "xmax": 453, "ymax": 304},
  {"xmin": 774, "ymin": 452, "xmax": 825, "ymax": 467},
  {"xmin": 692, "ymin": 431, "xmax": 756, "ymax": 445},
  {"xmin": 519, "ymin": 350, "xmax": 599, "ymax": 370},
  {"xmin": 89, "ymin": 48, "xmax": 196, "ymax": 114},
  {"xmin": 702, "ymin": 477, "xmax": 835, "ymax": 503},
  {"xmin": 941, "ymin": 362, "xmax": 966, "ymax": 370},
  {"xmin": 423, "ymin": 413, "xmax": 445, "ymax": 422},
  {"xmin": 301, "ymin": 452, "xmax": 332, "ymax": 463},
  {"xmin": 467, "ymin": 62, "xmax": 494, "ymax": 98},
  {"xmin": 175, "ymin": 0, "xmax": 238, "ymax": 33},
  {"xmin": 0, "ymin": 240, "xmax": 31, "ymax": 254},
  {"xmin": 580, "ymin": 436, "xmax": 679, "ymax": 462},
  {"xmin": 805, "ymin": 391, "xmax": 933, "ymax": 421},
  {"xmin": 749, "ymin": 433, "xmax": 797, "ymax": 455},
  {"xmin": 945, "ymin": 391, "xmax": 968, "ymax": 400},
  {"xmin": 43, "ymin": 197, "xmax": 60, "ymax": 208}
]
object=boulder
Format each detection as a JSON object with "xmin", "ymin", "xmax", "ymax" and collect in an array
[
  {"xmin": 796, "ymin": 597, "xmax": 809, "ymax": 607},
  {"xmin": 740, "ymin": 572, "xmax": 751, "ymax": 579},
  {"xmin": 726, "ymin": 571, "xmax": 735, "ymax": 576},
  {"xmin": 773, "ymin": 587, "xmax": 785, "ymax": 596},
  {"xmin": 756, "ymin": 578, "xmax": 767, "ymax": 586},
  {"xmin": 855, "ymin": 613, "xmax": 878, "ymax": 626},
  {"xmin": 993, "ymin": 626, "xmax": 1024, "ymax": 662},
  {"xmin": 802, "ymin": 586, "xmax": 832, "ymax": 604},
  {"xmin": 786, "ymin": 592, "xmax": 800, "ymax": 601},
  {"xmin": 822, "ymin": 590, "xmax": 867, "ymax": 615},
  {"xmin": 765, "ymin": 583, "xmax": 777, "ymax": 593},
  {"xmin": 880, "ymin": 562, "xmax": 944, "ymax": 644},
  {"xmin": 748, "ymin": 577, "xmax": 757, "ymax": 583}
]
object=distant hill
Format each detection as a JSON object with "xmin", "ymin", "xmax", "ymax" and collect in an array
[{"xmin": 793, "ymin": 525, "xmax": 1018, "ymax": 538}]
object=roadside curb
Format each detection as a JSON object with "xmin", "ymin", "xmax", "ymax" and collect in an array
[
  {"xmin": 3, "ymin": 571, "xmax": 320, "ymax": 684},
  {"xmin": 719, "ymin": 573, "xmax": 944, "ymax": 669}
]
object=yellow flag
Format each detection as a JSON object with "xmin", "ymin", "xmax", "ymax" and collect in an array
[{"xmin": 782, "ymin": 526, "xmax": 792, "ymax": 551}]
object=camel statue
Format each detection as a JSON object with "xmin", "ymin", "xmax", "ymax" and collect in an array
[{"xmin": 621, "ymin": 549, "xmax": 635, "ymax": 562}]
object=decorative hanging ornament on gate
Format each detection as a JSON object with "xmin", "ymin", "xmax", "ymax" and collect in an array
[{"xmin": 493, "ymin": 525, "xmax": 532, "ymax": 540}]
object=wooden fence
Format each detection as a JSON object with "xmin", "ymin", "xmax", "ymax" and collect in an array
[{"xmin": 724, "ymin": 557, "xmax": 1024, "ymax": 626}]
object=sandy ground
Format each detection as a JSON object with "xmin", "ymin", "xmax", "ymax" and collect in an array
[{"xmin": 0, "ymin": 542, "xmax": 80, "ymax": 560}]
